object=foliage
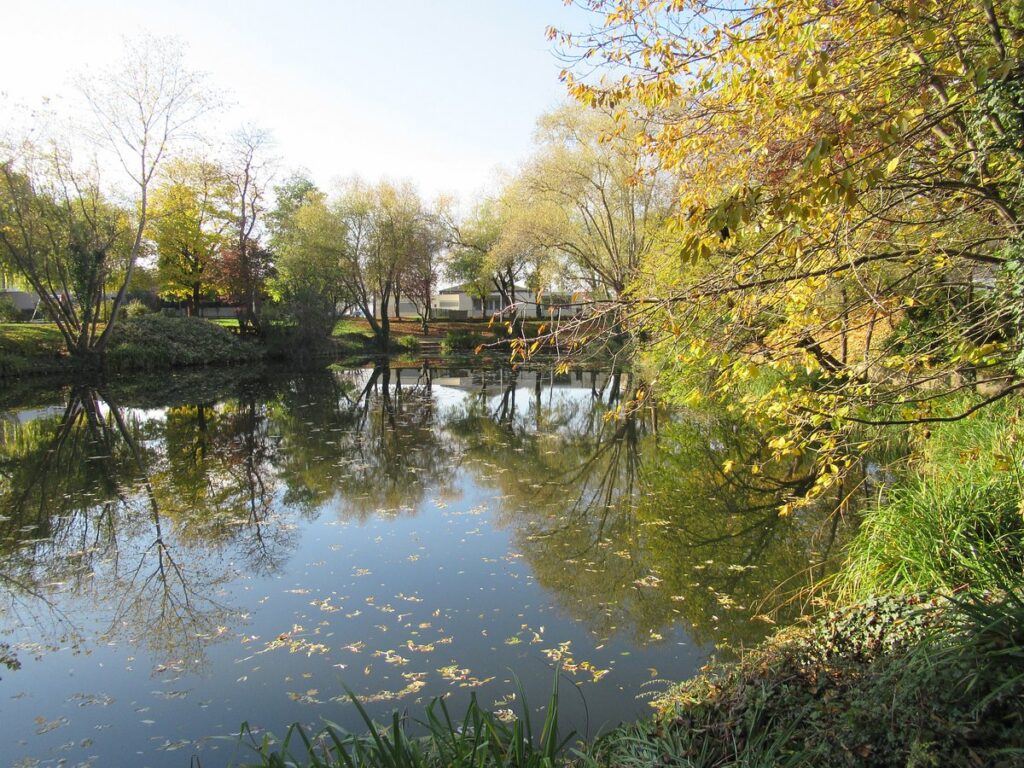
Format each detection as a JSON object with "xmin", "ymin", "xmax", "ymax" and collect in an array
[
  {"xmin": 124, "ymin": 299, "xmax": 151, "ymax": 318},
  {"xmin": 220, "ymin": 127, "xmax": 275, "ymax": 337},
  {"xmin": 269, "ymin": 178, "xmax": 444, "ymax": 349},
  {"xmin": 587, "ymin": 589, "xmax": 1024, "ymax": 768},
  {"xmin": 544, "ymin": 0, "xmax": 1024, "ymax": 508},
  {"xmin": 148, "ymin": 156, "xmax": 233, "ymax": 314},
  {"xmin": 0, "ymin": 296, "xmax": 20, "ymax": 322},
  {"xmin": 393, "ymin": 334, "xmax": 419, "ymax": 352},
  {"xmin": 440, "ymin": 329, "xmax": 486, "ymax": 354},
  {"xmin": 516, "ymin": 105, "xmax": 675, "ymax": 300},
  {"xmin": 106, "ymin": 314, "xmax": 261, "ymax": 371},
  {"xmin": 235, "ymin": 678, "xmax": 570, "ymax": 768},
  {"xmin": 839, "ymin": 399, "xmax": 1024, "ymax": 601}
]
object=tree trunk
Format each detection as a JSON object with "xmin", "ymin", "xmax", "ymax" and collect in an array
[{"xmin": 377, "ymin": 290, "xmax": 391, "ymax": 350}]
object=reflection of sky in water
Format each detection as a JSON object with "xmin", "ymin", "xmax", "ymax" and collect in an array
[{"xmin": 0, "ymin": 365, "xmax": 851, "ymax": 767}]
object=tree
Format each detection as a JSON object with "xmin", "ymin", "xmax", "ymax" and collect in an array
[
  {"xmin": 266, "ymin": 171, "xmax": 318, "ymax": 253},
  {"xmin": 83, "ymin": 34, "xmax": 215, "ymax": 353},
  {"xmin": 445, "ymin": 193, "xmax": 537, "ymax": 316},
  {"xmin": 223, "ymin": 126, "xmax": 274, "ymax": 336},
  {"xmin": 319, "ymin": 178, "xmax": 422, "ymax": 350},
  {"xmin": 274, "ymin": 189, "xmax": 349, "ymax": 343},
  {"xmin": 0, "ymin": 36, "xmax": 212, "ymax": 360},
  {"xmin": 148, "ymin": 157, "xmax": 232, "ymax": 316},
  {"xmin": 547, "ymin": 0, "xmax": 1024, "ymax": 507},
  {"xmin": 402, "ymin": 203, "xmax": 446, "ymax": 332},
  {"xmin": 0, "ymin": 145, "xmax": 129, "ymax": 356},
  {"xmin": 517, "ymin": 105, "xmax": 675, "ymax": 300}
]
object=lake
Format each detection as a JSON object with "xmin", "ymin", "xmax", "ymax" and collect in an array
[{"xmin": 0, "ymin": 362, "xmax": 861, "ymax": 767}]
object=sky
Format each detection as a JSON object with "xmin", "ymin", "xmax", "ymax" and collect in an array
[{"xmin": 0, "ymin": 0, "xmax": 594, "ymax": 203}]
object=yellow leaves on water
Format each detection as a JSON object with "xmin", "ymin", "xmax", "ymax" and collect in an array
[{"xmin": 542, "ymin": 641, "xmax": 610, "ymax": 683}]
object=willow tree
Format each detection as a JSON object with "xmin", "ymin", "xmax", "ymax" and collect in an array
[
  {"xmin": 517, "ymin": 105, "xmax": 675, "ymax": 300},
  {"xmin": 546, "ymin": 0, "xmax": 1024, "ymax": 507}
]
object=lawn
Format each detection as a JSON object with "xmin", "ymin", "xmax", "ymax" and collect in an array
[{"xmin": 0, "ymin": 323, "xmax": 67, "ymax": 358}]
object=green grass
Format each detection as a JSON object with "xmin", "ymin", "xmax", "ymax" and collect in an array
[
  {"xmin": 837, "ymin": 399, "xmax": 1024, "ymax": 602},
  {"xmin": 0, "ymin": 323, "xmax": 66, "ymax": 356},
  {"xmin": 0, "ymin": 322, "xmax": 68, "ymax": 375},
  {"xmin": 333, "ymin": 319, "xmax": 376, "ymax": 339},
  {"xmin": 234, "ymin": 678, "xmax": 571, "ymax": 768}
]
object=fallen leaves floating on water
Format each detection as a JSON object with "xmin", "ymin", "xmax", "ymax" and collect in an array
[{"xmin": 34, "ymin": 716, "xmax": 69, "ymax": 735}]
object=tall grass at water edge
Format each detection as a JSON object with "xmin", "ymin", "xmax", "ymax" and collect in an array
[{"xmin": 229, "ymin": 677, "xmax": 571, "ymax": 768}]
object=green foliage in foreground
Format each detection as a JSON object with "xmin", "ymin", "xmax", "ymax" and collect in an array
[
  {"xmin": 593, "ymin": 588, "xmax": 1024, "ymax": 768},
  {"xmin": 107, "ymin": 314, "xmax": 262, "ymax": 371},
  {"xmin": 233, "ymin": 679, "xmax": 570, "ymax": 768},
  {"xmin": 839, "ymin": 402, "xmax": 1024, "ymax": 602}
]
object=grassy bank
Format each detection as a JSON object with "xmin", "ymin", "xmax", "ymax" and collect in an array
[
  {"xmin": 0, "ymin": 316, "xmax": 262, "ymax": 377},
  {"xmin": 600, "ymin": 401, "xmax": 1024, "ymax": 767},
  {"xmin": 0, "ymin": 323, "xmax": 69, "ymax": 376},
  {"xmin": 0, "ymin": 316, "xmax": 559, "ymax": 378}
]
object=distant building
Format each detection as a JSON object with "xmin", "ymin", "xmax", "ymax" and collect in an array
[
  {"xmin": 432, "ymin": 285, "xmax": 590, "ymax": 320},
  {"xmin": 0, "ymin": 290, "xmax": 41, "ymax": 320}
]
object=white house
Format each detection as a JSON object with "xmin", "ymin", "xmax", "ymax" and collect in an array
[{"xmin": 431, "ymin": 285, "xmax": 590, "ymax": 320}]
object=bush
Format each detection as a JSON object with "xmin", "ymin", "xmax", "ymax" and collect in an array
[
  {"xmin": 124, "ymin": 299, "xmax": 150, "ymax": 318},
  {"xmin": 0, "ymin": 297, "xmax": 21, "ymax": 322},
  {"xmin": 590, "ymin": 590, "xmax": 1024, "ymax": 768},
  {"xmin": 393, "ymin": 334, "xmax": 420, "ymax": 352},
  {"xmin": 107, "ymin": 314, "xmax": 262, "ymax": 371},
  {"xmin": 440, "ymin": 330, "xmax": 486, "ymax": 354}
]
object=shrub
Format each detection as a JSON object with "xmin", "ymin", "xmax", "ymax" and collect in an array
[
  {"xmin": 591, "ymin": 590, "xmax": 1024, "ymax": 768},
  {"xmin": 0, "ymin": 297, "xmax": 21, "ymax": 322},
  {"xmin": 440, "ymin": 330, "xmax": 486, "ymax": 354},
  {"xmin": 124, "ymin": 299, "xmax": 150, "ymax": 318},
  {"xmin": 393, "ymin": 334, "xmax": 420, "ymax": 352}
]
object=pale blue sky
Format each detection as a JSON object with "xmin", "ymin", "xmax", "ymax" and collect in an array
[{"xmin": 1, "ymin": 0, "xmax": 593, "ymax": 201}]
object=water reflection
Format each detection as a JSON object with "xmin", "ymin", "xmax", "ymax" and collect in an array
[{"xmin": 0, "ymin": 363, "xmax": 858, "ymax": 766}]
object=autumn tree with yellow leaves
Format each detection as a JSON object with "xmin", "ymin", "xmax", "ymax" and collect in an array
[{"xmin": 538, "ymin": 0, "xmax": 1024, "ymax": 508}]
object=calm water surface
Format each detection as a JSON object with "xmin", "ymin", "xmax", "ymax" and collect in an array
[{"xmin": 0, "ymin": 363, "xmax": 857, "ymax": 767}]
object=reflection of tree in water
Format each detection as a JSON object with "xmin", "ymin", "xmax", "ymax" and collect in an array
[
  {"xmin": 0, "ymin": 384, "xmax": 294, "ymax": 671},
  {"xmin": 0, "ymin": 364, "xmax": 864, "ymax": 673},
  {"xmin": 274, "ymin": 365, "xmax": 458, "ymax": 521},
  {"xmin": 446, "ymin": 371, "xmax": 857, "ymax": 649}
]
